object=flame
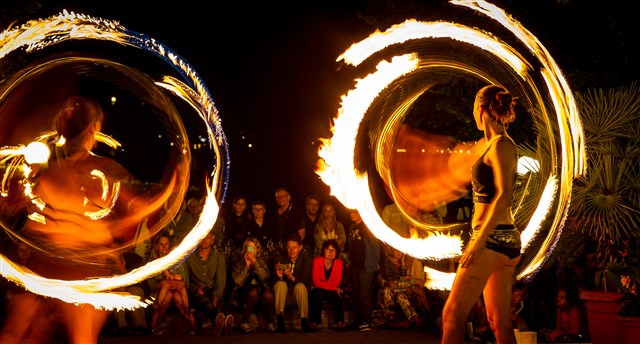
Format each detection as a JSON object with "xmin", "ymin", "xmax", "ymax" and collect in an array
[
  {"xmin": 424, "ymin": 266, "xmax": 455, "ymax": 291},
  {"xmin": 0, "ymin": 10, "xmax": 226, "ymax": 309},
  {"xmin": 318, "ymin": 0, "xmax": 586, "ymax": 288}
]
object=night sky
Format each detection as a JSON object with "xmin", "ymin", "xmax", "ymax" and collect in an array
[{"xmin": 2, "ymin": 0, "xmax": 638, "ymax": 208}]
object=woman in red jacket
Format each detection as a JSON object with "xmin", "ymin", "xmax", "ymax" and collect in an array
[{"xmin": 309, "ymin": 239, "xmax": 345, "ymax": 330}]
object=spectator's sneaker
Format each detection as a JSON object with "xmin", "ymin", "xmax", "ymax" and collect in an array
[
  {"xmin": 276, "ymin": 314, "xmax": 287, "ymax": 333},
  {"xmin": 359, "ymin": 322, "xmax": 372, "ymax": 331},
  {"xmin": 224, "ymin": 314, "xmax": 234, "ymax": 334},
  {"xmin": 240, "ymin": 322, "xmax": 253, "ymax": 333},
  {"xmin": 213, "ymin": 313, "xmax": 225, "ymax": 336},
  {"xmin": 265, "ymin": 323, "xmax": 276, "ymax": 333}
]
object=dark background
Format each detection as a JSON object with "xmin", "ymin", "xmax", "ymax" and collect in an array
[{"xmin": 2, "ymin": 0, "xmax": 638, "ymax": 211}]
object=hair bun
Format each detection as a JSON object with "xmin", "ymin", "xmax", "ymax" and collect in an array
[{"xmin": 496, "ymin": 91, "xmax": 512, "ymax": 106}]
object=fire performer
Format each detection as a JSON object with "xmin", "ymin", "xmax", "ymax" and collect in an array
[
  {"xmin": 441, "ymin": 85, "xmax": 521, "ymax": 344},
  {"xmin": 1, "ymin": 95, "xmax": 174, "ymax": 343}
]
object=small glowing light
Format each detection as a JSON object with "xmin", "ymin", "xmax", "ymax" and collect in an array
[
  {"xmin": 23, "ymin": 142, "xmax": 50, "ymax": 164},
  {"xmin": 248, "ymin": 143, "xmax": 253, "ymax": 148},
  {"xmin": 110, "ymin": 96, "xmax": 116, "ymax": 105}
]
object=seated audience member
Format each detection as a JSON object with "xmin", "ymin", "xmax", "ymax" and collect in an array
[
  {"xmin": 272, "ymin": 233, "xmax": 314, "ymax": 333},
  {"xmin": 377, "ymin": 245, "xmax": 423, "ymax": 329},
  {"xmin": 147, "ymin": 233, "xmax": 196, "ymax": 334},
  {"xmin": 313, "ymin": 202, "xmax": 347, "ymax": 256},
  {"xmin": 185, "ymin": 230, "xmax": 233, "ymax": 336},
  {"xmin": 540, "ymin": 287, "xmax": 585, "ymax": 343},
  {"xmin": 309, "ymin": 239, "xmax": 345, "ymax": 330},
  {"xmin": 231, "ymin": 237, "xmax": 276, "ymax": 333}
]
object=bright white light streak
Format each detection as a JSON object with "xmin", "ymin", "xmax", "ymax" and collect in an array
[
  {"xmin": 517, "ymin": 176, "xmax": 560, "ymax": 279},
  {"xmin": 337, "ymin": 20, "xmax": 530, "ymax": 79}
]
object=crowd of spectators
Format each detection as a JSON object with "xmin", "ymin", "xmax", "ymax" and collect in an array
[{"xmin": 1, "ymin": 184, "xmax": 599, "ymax": 342}]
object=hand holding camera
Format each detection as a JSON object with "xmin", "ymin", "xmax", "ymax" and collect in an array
[{"xmin": 276, "ymin": 263, "xmax": 289, "ymax": 271}]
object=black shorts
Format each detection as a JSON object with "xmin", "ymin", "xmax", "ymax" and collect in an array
[{"xmin": 472, "ymin": 224, "xmax": 521, "ymax": 259}]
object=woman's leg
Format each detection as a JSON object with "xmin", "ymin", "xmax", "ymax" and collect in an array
[
  {"xmin": 172, "ymin": 290, "xmax": 196, "ymax": 332},
  {"xmin": 261, "ymin": 288, "xmax": 276, "ymax": 324},
  {"xmin": 172, "ymin": 290, "xmax": 187, "ymax": 314},
  {"xmin": 308, "ymin": 288, "xmax": 322, "ymax": 324},
  {"xmin": 58, "ymin": 300, "xmax": 107, "ymax": 344},
  {"xmin": 440, "ymin": 250, "xmax": 505, "ymax": 344},
  {"xmin": 178, "ymin": 286, "xmax": 190, "ymax": 310},
  {"xmin": 242, "ymin": 287, "xmax": 259, "ymax": 323},
  {"xmin": 483, "ymin": 256, "xmax": 519, "ymax": 344},
  {"xmin": 329, "ymin": 291, "xmax": 344, "ymax": 324},
  {"xmin": 151, "ymin": 285, "xmax": 172, "ymax": 330}
]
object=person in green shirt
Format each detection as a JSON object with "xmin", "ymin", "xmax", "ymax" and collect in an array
[{"xmin": 185, "ymin": 230, "xmax": 233, "ymax": 336}]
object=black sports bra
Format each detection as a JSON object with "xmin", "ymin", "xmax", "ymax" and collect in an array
[{"xmin": 471, "ymin": 136, "xmax": 516, "ymax": 204}]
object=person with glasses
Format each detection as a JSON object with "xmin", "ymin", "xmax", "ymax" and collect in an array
[
  {"xmin": 272, "ymin": 187, "xmax": 305, "ymax": 247},
  {"xmin": 244, "ymin": 200, "xmax": 273, "ymax": 248}
]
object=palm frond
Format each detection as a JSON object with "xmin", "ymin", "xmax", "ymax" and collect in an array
[{"xmin": 569, "ymin": 81, "xmax": 640, "ymax": 248}]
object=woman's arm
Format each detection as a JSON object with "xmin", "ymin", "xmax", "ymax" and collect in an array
[
  {"xmin": 253, "ymin": 257, "xmax": 270, "ymax": 282},
  {"xmin": 326, "ymin": 259, "xmax": 343, "ymax": 290},
  {"xmin": 311, "ymin": 256, "xmax": 323, "ymax": 287},
  {"xmin": 232, "ymin": 260, "xmax": 250, "ymax": 287}
]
